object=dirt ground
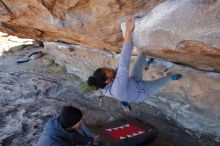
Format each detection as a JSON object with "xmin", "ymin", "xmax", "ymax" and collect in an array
[{"xmin": 0, "ymin": 34, "xmax": 219, "ymax": 146}]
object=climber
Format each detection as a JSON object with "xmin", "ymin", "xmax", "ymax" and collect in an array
[
  {"xmin": 37, "ymin": 106, "xmax": 99, "ymax": 146},
  {"xmin": 87, "ymin": 18, "xmax": 182, "ymax": 105}
]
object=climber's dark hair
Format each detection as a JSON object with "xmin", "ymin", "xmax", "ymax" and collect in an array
[
  {"xmin": 88, "ymin": 68, "xmax": 107, "ymax": 89},
  {"xmin": 58, "ymin": 106, "xmax": 82, "ymax": 129}
]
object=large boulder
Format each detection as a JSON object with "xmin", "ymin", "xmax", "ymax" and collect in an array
[{"xmin": 0, "ymin": 0, "xmax": 219, "ymax": 72}]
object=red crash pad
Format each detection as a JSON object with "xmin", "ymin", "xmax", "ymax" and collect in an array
[{"xmin": 87, "ymin": 117, "xmax": 158, "ymax": 146}]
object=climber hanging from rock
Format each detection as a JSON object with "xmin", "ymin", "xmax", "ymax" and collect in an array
[{"xmin": 87, "ymin": 18, "xmax": 182, "ymax": 108}]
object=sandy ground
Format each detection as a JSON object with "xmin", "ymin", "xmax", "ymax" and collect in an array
[{"xmin": 0, "ymin": 34, "xmax": 219, "ymax": 146}]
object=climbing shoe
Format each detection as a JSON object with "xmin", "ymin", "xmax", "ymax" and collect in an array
[
  {"xmin": 170, "ymin": 74, "xmax": 182, "ymax": 80},
  {"xmin": 120, "ymin": 101, "xmax": 131, "ymax": 112},
  {"xmin": 146, "ymin": 58, "xmax": 154, "ymax": 65},
  {"xmin": 145, "ymin": 58, "xmax": 154, "ymax": 70}
]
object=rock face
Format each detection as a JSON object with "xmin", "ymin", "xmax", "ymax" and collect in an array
[
  {"xmin": 1, "ymin": 0, "xmax": 220, "ymax": 139},
  {"xmin": 0, "ymin": 0, "xmax": 164, "ymax": 52},
  {"xmin": 0, "ymin": 0, "xmax": 220, "ymax": 72},
  {"xmin": 121, "ymin": 0, "xmax": 220, "ymax": 72}
]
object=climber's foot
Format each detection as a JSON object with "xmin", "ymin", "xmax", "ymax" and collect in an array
[
  {"xmin": 145, "ymin": 58, "xmax": 154, "ymax": 70},
  {"xmin": 146, "ymin": 58, "xmax": 154, "ymax": 65},
  {"xmin": 170, "ymin": 74, "xmax": 182, "ymax": 80},
  {"xmin": 120, "ymin": 101, "xmax": 131, "ymax": 112}
]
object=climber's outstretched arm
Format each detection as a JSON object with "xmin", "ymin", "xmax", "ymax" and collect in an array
[{"xmin": 108, "ymin": 18, "xmax": 135, "ymax": 101}]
